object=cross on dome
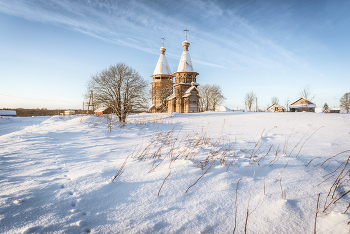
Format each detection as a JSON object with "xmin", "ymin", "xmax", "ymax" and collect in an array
[
  {"xmin": 183, "ymin": 29, "xmax": 189, "ymax": 41},
  {"xmin": 177, "ymin": 29, "xmax": 193, "ymax": 72}
]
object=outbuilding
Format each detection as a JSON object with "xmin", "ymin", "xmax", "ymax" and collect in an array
[
  {"xmin": 64, "ymin": 110, "xmax": 75, "ymax": 115},
  {"xmin": 267, "ymin": 103, "xmax": 285, "ymax": 112},
  {"xmin": 324, "ymin": 108, "xmax": 341, "ymax": 113},
  {"xmin": 94, "ymin": 107, "xmax": 113, "ymax": 115},
  {"xmin": 0, "ymin": 110, "xmax": 16, "ymax": 116}
]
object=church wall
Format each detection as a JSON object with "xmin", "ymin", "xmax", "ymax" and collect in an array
[
  {"xmin": 151, "ymin": 78, "xmax": 173, "ymax": 108},
  {"xmin": 174, "ymin": 84, "xmax": 192, "ymax": 113},
  {"xmin": 167, "ymin": 99, "xmax": 176, "ymax": 113},
  {"xmin": 187, "ymin": 94, "xmax": 199, "ymax": 113}
]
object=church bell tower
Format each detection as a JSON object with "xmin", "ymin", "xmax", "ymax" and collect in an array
[
  {"xmin": 168, "ymin": 30, "xmax": 200, "ymax": 113},
  {"xmin": 149, "ymin": 38, "xmax": 174, "ymax": 113}
]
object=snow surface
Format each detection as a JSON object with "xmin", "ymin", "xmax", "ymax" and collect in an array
[
  {"xmin": 215, "ymin": 106, "xmax": 232, "ymax": 112},
  {"xmin": 289, "ymin": 104, "xmax": 317, "ymax": 108},
  {"xmin": 1, "ymin": 112, "xmax": 350, "ymax": 233}
]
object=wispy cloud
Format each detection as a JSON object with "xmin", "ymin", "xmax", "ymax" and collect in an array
[{"xmin": 0, "ymin": 0, "xmax": 303, "ymax": 71}]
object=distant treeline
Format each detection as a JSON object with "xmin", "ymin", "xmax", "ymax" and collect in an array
[{"xmin": 2, "ymin": 108, "xmax": 93, "ymax": 117}]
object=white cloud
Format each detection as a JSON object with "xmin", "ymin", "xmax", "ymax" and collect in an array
[{"xmin": 0, "ymin": 0, "xmax": 302, "ymax": 71}]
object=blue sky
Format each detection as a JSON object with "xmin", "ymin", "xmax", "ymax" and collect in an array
[{"xmin": 0, "ymin": 0, "xmax": 349, "ymax": 110}]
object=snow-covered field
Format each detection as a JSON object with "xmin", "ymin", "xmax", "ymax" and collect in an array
[{"xmin": 1, "ymin": 112, "xmax": 350, "ymax": 233}]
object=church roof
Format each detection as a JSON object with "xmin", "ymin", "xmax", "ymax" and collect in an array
[
  {"xmin": 177, "ymin": 40, "xmax": 194, "ymax": 72},
  {"xmin": 148, "ymin": 104, "xmax": 156, "ymax": 110},
  {"xmin": 153, "ymin": 47, "xmax": 172, "ymax": 76},
  {"xmin": 183, "ymin": 85, "xmax": 199, "ymax": 97},
  {"xmin": 166, "ymin": 93, "xmax": 176, "ymax": 100}
]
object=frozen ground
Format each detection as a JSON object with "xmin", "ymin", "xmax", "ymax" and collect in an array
[{"xmin": 0, "ymin": 112, "xmax": 350, "ymax": 233}]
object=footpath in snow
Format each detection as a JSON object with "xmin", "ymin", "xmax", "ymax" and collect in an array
[{"xmin": 0, "ymin": 112, "xmax": 350, "ymax": 233}]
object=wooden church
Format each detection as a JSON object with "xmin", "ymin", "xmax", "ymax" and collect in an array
[{"xmin": 149, "ymin": 31, "xmax": 200, "ymax": 113}]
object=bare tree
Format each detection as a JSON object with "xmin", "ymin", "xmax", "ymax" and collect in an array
[
  {"xmin": 271, "ymin": 96, "xmax": 279, "ymax": 105},
  {"xmin": 87, "ymin": 63, "xmax": 148, "ymax": 122},
  {"xmin": 285, "ymin": 99, "xmax": 290, "ymax": 112},
  {"xmin": 153, "ymin": 84, "xmax": 173, "ymax": 112},
  {"xmin": 245, "ymin": 91, "xmax": 256, "ymax": 112},
  {"xmin": 198, "ymin": 84, "xmax": 211, "ymax": 112},
  {"xmin": 340, "ymin": 92, "xmax": 350, "ymax": 113},
  {"xmin": 209, "ymin": 84, "xmax": 226, "ymax": 111},
  {"xmin": 300, "ymin": 85, "xmax": 315, "ymax": 101},
  {"xmin": 198, "ymin": 84, "xmax": 226, "ymax": 111}
]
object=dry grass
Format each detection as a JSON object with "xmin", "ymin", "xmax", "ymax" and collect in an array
[
  {"xmin": 319, "ymin": 152, "xmax": 350, "ymax": 215},
  {"xmin": 314, "ymin": 193, "xmax": 321, "ymax": 234},
  {"xmin": 233, "ymin": 177, "xmax": 243, "ymax": 234},
  {"xmin": 106, "ymin": 116, "xmax": 350, "ymax": 231},
  {"xmin": 158, "ymin": 172, "xmax": 171, "ymax": 197},
  {"xmin": 111, "ymin": 120, "xmax": 328, "ymax": 190}
]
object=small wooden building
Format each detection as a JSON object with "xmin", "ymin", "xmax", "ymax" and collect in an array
[
  {"xmin": 0, "ymin": 110, "xmax": 16, "ymax": 116},
  {"xmin": 289, "ymin": 97, "xmax": 316, "ymax": 112},
  {"xmin": 267, "ymin": 103, "xmax": 285, "ymax": 112},
  {"xmin": 324, "ymin": 109, "xmax": 340, "ymax": 113},
  {"xmin": 94, "ymin": 107, "xmax": 113, "ymax": 115},
  {"xmin": 64, "ymin": 110, "xmax": 75, "ymax": 115},
  {"xmin": 166, "ymin": 94, "xmax": 176, "ymax": 113},
  {"xmin": 182, "ymin": 85, "xmax": 200, "ymax": 113}
]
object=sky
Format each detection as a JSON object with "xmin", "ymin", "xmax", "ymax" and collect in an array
[{"xmin": 0, "ymin": 0, "xmax": 349, "ymax": 110}]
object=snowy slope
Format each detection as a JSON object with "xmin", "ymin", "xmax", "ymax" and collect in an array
[
  {"xmin": 0, "ymin": 116, "xmax": 52, "ymax": 137},
  {"xmin": 0, "ymin": 113, "xmax": 350, "ymax": 233}
]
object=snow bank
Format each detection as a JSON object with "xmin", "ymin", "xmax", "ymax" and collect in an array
[
  {"xmin": 1, "ymin": 112, "xmax": 350, "ymax": 233},
  {"xmin": 215, "ymin": 106, "xmax": 232, "ymax": 112}
]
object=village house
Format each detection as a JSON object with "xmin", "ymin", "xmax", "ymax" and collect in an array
[
  {"xmin": 289, "ymin": 97, "xmax": 316, "ymax": 112},
  {"xmin": 0, "ymin": 110, "xmax": 16, "ymax": 117},
  {"xmin": 64, "ymin": 110, "xmax": 75, "ymax": 115},
  {"xmin": 324, "ymin": 108, "xmax": 341, "ymax": 113},
  {"xmin": 267, "ymin": 103, "xmax": 285, "ymax": 112},
  {"xmin": 94, "ymin": 106, "xmax": 113, "ymax": 115}
]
